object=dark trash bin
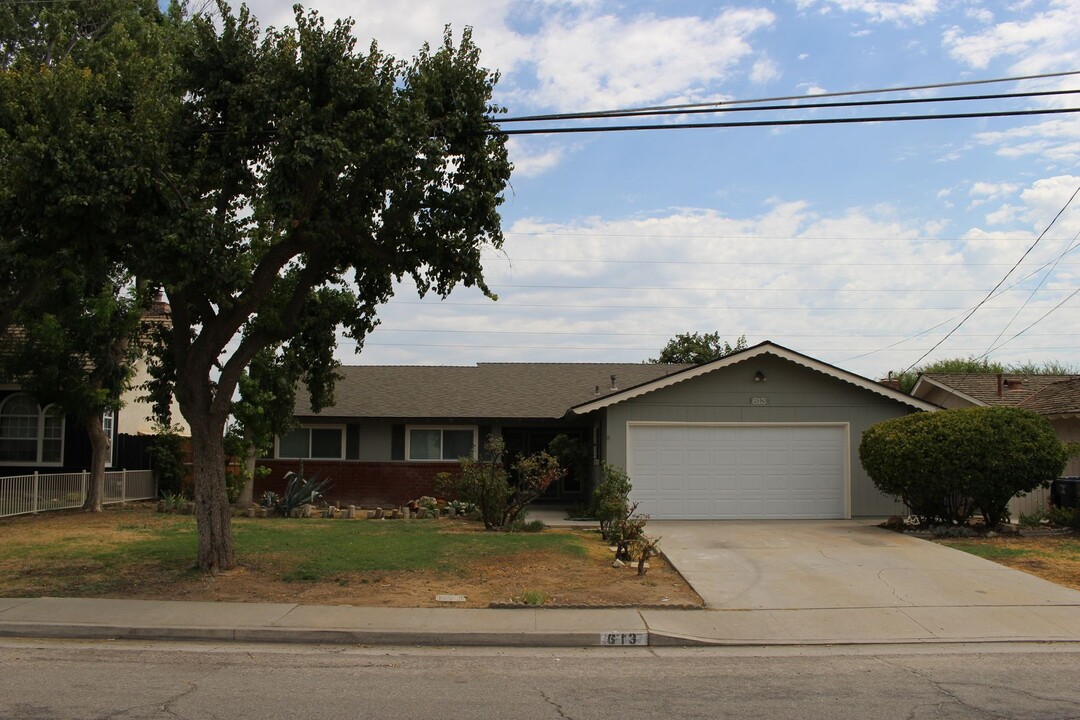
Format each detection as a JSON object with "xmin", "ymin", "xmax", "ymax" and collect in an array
[{"xmin": 1051, "ymin": 477, "xmax": 1080, "ymax": 509}]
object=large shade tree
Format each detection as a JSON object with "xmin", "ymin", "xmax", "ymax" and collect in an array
[
  {"xmin": 0, "ymin": 0, "xmax": 170, "ymax": 509},
  {"xmin": 138, "ymin": 5, "xmax": 511, "ymax": 571}
]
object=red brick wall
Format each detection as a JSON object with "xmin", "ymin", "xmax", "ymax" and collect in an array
[{"xmin": 255, "ymin": 460, "xmax": 459, "ymax": 507}]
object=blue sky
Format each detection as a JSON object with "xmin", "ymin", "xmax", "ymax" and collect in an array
[{"xmin": 236, "ymin": 0, "xmax": 1080, "ymax": 378}]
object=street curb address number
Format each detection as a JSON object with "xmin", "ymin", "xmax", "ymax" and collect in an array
[{"xmin": 600, "ymin": 632, "xmax": 648, "ymax": 646}]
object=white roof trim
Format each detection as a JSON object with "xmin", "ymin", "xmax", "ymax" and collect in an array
[
  {"xmin": 570, "ymin": 342, "xmax": 939, "ymax": 414},
  {"xmin": 910, "ymin": 375, "xmax": 987, "ymax": 407}
]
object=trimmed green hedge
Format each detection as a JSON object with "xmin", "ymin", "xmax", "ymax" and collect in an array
[{"xmin": 859, "ymin": 406, "xmax": 1067, "ymax": 527}]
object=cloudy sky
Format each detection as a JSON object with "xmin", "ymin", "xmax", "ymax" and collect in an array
[{"xmin": 240, "ymin": 0, "xmax": 1080, "ymax": 378}]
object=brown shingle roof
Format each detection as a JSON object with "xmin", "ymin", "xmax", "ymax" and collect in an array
[
  {"xmin": 295, "ymin": 362, "xmax": 693, "ymax": 419},
  {"xmin": 920, "ymin": 373, "xmax": 1080, "ymax": 407},
  {"xmin": 1018, "ymin": 378, "xmax": 1080, "ymax": 417}
]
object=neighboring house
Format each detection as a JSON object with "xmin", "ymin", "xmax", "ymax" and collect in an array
[
  {"xmin": 0, "ymin": 297, "xmax": 188, "ymax": 477},
  {"xmin": 256, "ymin": 341, "xmax": 935, "ymax": 519},
  {"xmin": 911, "ymin": 373, "xmax": 1080, "ymax": 477}
]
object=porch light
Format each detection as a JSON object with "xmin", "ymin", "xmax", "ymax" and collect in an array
[{"xmin": 753, "ymin": 371, "xmax": 766, "ymax": 383}]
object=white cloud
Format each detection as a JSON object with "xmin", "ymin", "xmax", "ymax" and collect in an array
[
  {"xmin": 968, "ymin": 181, "xmax": 1019, "ymax": 207},
  {"xmin": 506, "ymin": 138, "xmax": 576, "ymax": 178},
  {"xmin": 965, "ymin": 7, "xmax": 994, "ymax": 24},
  {"xmin": 794, "ymin": 0, "xmax": 938, "ymax": 25},
  {"xmin": 943, "ymin": 0, "xmax": 1080, "ymax": 72},
  {"xmin": 524, "ymin": 8, "xmax": 775, "ymax": 111},
  {"xmin": 751, "ymin": 56, "xmax": 781, "ymax": 84},
  {"xmin": 974, "ymin": 118, "xmax": 1080, "ymax": 164},
  {"xmin": 986, "ymin": 204, "xmax": 1020, "ymax": 225},
  {"xmin": 798, "ymin": 53, "xmax": 810, "ymax": 61}
]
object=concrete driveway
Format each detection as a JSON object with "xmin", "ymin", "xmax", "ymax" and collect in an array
[{"xmin": 650, "ymin": 520, "xmax": 1080, "ymax": 610}]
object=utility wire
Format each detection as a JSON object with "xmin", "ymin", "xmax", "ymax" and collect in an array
[
  {"xmin": 501, "ymin": 70, "xmax": 1080, "ymax": 121},
  {"xmin": 983, "ymin": 229, "xmax": 1080, "ymax": 356},
  {"xmin": 897, "ymin": 184, "xmax": 1080, "ymax": 375},
  {"xmin": 498, "ymin": 107, "xmax": 1080, "ymax": 136},
  {"xmin": 986, "ymin": 289, "xmax": 1080, "ymax": 356},
  {"xmin": 501, "ymin": 88, "xmax": 1080, "ymax": 123},
  {"xmin": 844, "ymin": 240, "xmax": 1080, "ymax": 362}
]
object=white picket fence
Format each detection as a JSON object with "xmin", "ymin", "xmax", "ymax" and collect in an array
[{"xmin": 0, "ymin": 469, "xmax": 156, "ymax": 519}]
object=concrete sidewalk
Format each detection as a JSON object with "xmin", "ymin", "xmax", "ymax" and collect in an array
[{"xmin": 5, "ymin": 596, "xmax": 1080, "ymax": 647}]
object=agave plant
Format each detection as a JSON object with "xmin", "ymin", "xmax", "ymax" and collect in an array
[{"xmin": 277, "ymin": 471, "xmax": 333, "ymax": 517}]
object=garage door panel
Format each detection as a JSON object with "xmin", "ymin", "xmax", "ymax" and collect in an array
[{"xmin": 628, "ymin": 424, "xmax": 846, "ymax": 520}]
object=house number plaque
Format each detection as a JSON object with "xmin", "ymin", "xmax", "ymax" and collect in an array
[
  {"xmin": 751, "ymin": 397, "xmax": 768, "ymax": 406},
  {"xmin": 600, "ymin": 632, "xmax": 648, "ymax": 646}
]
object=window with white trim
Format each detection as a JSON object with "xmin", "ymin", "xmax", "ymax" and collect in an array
[
  {"xmin": 275, "ymin": 426, "xmax": 345, "ymax": 459},
  {"xmin": 406, "ymin": 426, "xmax": 477, "ymax": 461},
  {"xmin": 0, "ymin": 394, "xmax": 64, "ymax": 465}
]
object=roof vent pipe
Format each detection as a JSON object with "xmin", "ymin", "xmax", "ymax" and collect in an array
[{"xmin": 610, "ymin": 374, "xmax": 617, "ymax": 390}]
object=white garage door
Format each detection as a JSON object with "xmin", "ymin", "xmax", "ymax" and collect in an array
[{"xmin": 627, "ymin": 424, "xmax": 847, "ymax": 520}]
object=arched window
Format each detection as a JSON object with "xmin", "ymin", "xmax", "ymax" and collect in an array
[{"xmin": 0, "ymin": 394, "xmax": 65, "ymax": 465}]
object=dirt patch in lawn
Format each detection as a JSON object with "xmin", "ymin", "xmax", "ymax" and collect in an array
[
  {"xmin": 936, "ymin": 534, "xmax": 1080, "ymax": 592},
  {"xmin": 0, "ymin": 504, "xmax": 702, "ymax": 608}
]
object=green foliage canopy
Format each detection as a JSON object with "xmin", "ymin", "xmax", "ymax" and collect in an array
[
  {"xmin": 859, "ymin": 407, "xmax": 1068, "ymax": 527},
  {"xmin": 650, "ymin": 332, "xmax": 747, "ymax": 365}
]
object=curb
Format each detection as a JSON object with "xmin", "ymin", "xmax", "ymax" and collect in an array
[{"xmin": 0, "ymin": 622, "xmax": 640, "ymax": 647}]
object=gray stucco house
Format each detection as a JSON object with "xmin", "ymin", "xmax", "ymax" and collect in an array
[{"xmin": 255, "ymin": 341, "xmax": 935, "ymax": 518}]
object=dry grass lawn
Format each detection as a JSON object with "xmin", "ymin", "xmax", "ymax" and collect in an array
[
  {"xmin": 937, "ymin": 533, "xmax": 1080, "ymax": 591},
  {"xmin": 0, "ymin": 502, "xmax": 702, "ymax": 608}
]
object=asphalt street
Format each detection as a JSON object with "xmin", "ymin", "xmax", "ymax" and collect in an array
[{"xmin": 2, "ymin": 639, "xmax": 1080, "ymax": 719}]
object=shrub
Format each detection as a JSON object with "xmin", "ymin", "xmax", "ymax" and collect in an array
[
  {"xmin": 1048, "ymin": 506, "xmax": 1080, "ymax": 529},
  {"xmin": 860, "ymin": 407, "xmax": 1068, "ymax": 527},
  {"xmin": 521, "ymin": 519, "xmax": 546, "ymax": 533},
  {"xmin": 593, "ymin": 464, "xmax": 632, "ymax": 538},
  {"xmin": 147, "ymin": 427, "xmax": 187, "ymax": 497},
  {"xmin": 437, "ymin": 435, "xmax": 565, "ymax": 531},
  {"xmin": 1019, "ymin": 508, "xmax": 1048, "ymax": 527},
  {"xmin": 277, "ymin": 471, "xmax": 333, "ymax": 517}
]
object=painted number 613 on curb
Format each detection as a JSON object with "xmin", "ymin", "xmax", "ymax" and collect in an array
[{"xmin": 600, "ymin": 632, "xmax": 647, "ymax": 646}]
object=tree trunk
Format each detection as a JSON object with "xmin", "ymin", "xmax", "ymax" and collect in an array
[
  {"xmin": 82, "ymin": 414, "xmax": 108, "ymax": 512},
  {"xmin": 190, "ymin": 413, "xmax": 236, "ymax": 572},
  {"xmin": 237, "ymin": 436, "xmax": 257, "ymax": 509}
]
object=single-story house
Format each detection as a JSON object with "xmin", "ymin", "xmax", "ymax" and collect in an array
[
  {"xmin": 911, "ymin": 373, "xmax": 1080, "ymax": 476},
  {"xmin": 255, "ymin": 341, "xmax": 936, "ymax": 519}
]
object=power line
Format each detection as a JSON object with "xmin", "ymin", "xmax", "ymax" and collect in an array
[
  {"xmin": 898, "ymin": 184, "xmax": 1080, "ymax": 374},
  {"xmin": 498, "ymin": 107, "xmax": 1080, "ymax": 136},
  {"xmin": 986, "ymin": 289, "xmax": 1080, "ymax": 356},
  {"xmin": 501, "ymin": 88, "xmax": 1080, "ymax": 124},
  {"xmin": 355, "ymin": 341, "xmax": 1078, "ymax": 353},
  {"xmin": 364, "ymin": 328, "xmax": 1078, "ymax": 339},
  {"xmin": 502, "ymin": 231, "xmax": 1040, "ymax": 242},
  {"xmin": 480, "ymin": 284, "xmax": 1049, "ymax": 293},
  {"xmin": 484, "ymin": 257, "xmax": 1080, "ymax": 268},
  {"xmin": 983, "ymin": 229, "xmax": 1080, "ymax": 356},
  {"xmin": 844, "ymin": 241, "xmax": 1080, "ymax": 362},
  {"xmin": 501, "ymin": 70, "xmax": 1080, "ymax": 121},
  {"xmin": 386, "ymin": 300, "xmax": 1044, "ymax": 311}
]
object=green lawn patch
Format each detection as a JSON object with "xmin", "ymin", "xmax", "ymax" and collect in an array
[
  {"xmin": 944, "ymin": 542, "xmax": 1036, "ymax": 561},
  {"xmin": 0, "ymin": 508, "xmax": 589, "ymax": 596},
  {"xmin": 235, "ymin": 518, "xmax": 584, "ymax": 582}
]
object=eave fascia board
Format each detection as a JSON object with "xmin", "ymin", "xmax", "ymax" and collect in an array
[
  {"xmin": 569, "ymin": 342, "xmax": 939, "ymax": 414},
  {"xmin": 911, "ymin": 375, "xmax": 987, "ymax": 408}
]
